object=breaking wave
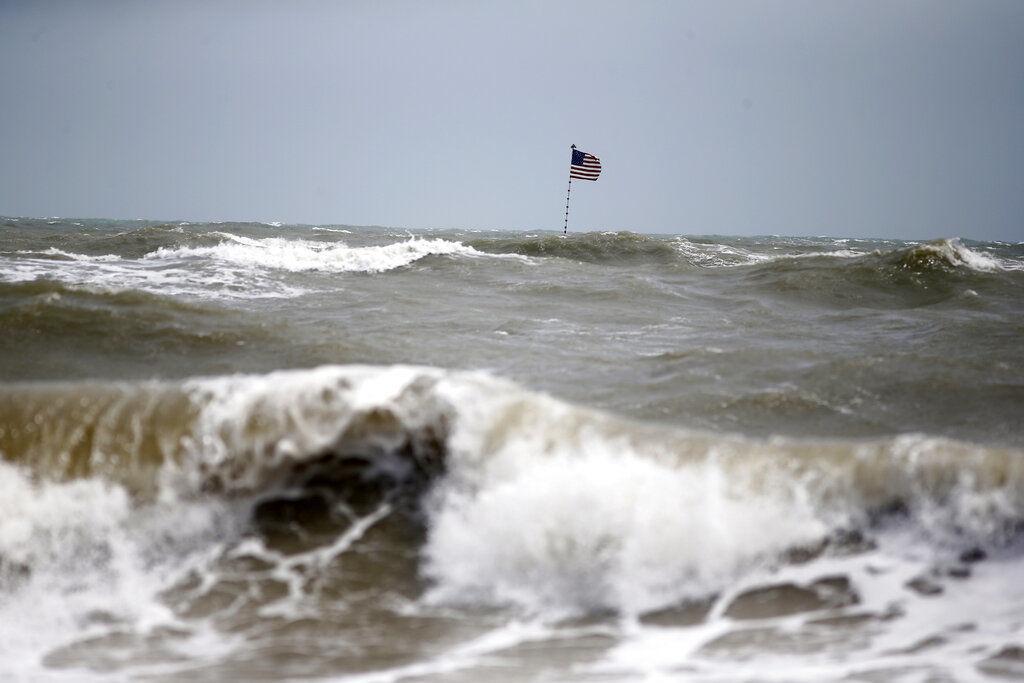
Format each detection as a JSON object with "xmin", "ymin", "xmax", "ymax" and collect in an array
[
  {"xmin": 0, "ymin": 233, "xmax": 513, "ymax": 301},
  {"xmin": 672, "ymin": 237, "xmax": 781, "ymax": 267},
  {"xmin": 2, "ymin": 365, "xmax": 1022, "ymax": 619},
  {"xmin": 732, "ymin": 238, "xmax": 1024, "ymax": 309},
  {"xmin": 147, "ymin": 234, "xmax": 504, "ymax": 274},
  {"xmin": 886, "ymin": 237, "xmax": 1020, "ymax": 273},
  {"xmin": 4, "ymin": 225, "xmax": 1018, "ymax": 310}
]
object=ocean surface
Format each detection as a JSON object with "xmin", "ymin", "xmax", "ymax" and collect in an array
[{"xmin": 1, "ymin": 217, "xmax": 1023, "ymax": 681}]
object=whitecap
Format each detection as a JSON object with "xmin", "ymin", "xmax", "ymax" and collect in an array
[
  {"xmin": 147, "ymin": 235, "xmax": 517, "ymax": 274},
  {"xmin": 15, "ymin": 247, "xmax": 122, "ymax": 262}
]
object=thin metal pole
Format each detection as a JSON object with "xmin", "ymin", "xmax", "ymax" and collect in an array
[{"xmin": 563, "ymin": 175, "xmax": 572, "ymax": 235}]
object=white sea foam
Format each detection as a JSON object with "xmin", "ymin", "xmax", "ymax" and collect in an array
[
  {"xmin": 0, "ymin": 462, "xmax": 242, "ymax": 679},
  {"xmin": 424, "ymin": 446, "xmax": 826, "ymax": 615},
  {"xmin": 673, "ymin": 238, "xmax": 776, "ymax": 267},
  {"xmin": 1, "ymin": 234, "xmax": 524, "ymax": 301},
  {"xmin": 0, "ymin": 254, "xmax": 305, "ymax": 299},
  {"xmin": 673, "ymin": 238, "xmax": 865, "ymax": 268},
  {"xmin": 147, "ymin": 235, "xmax": 503, "ymax": 274},
  {"xmin": 674, "ymin": 235, "xmax": 1024, "ymax": 272},
  {"xmin": 419, "ymin": 377, "xmax": 1024, "ymax": 618},
  {"xmin": 589, "ymin": 539, "xmax": 1024, "ymax": 681},
  {"xmin": 787, "ymin": 248, "xmax": 866, "ymax": 260},
  {"xmin": 13, "ymin": 247, "xmax": 122, "ymax": 262}
]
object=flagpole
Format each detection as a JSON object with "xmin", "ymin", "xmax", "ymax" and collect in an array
[
  {"xmin": 564, "ymin": 144, "xmax": 575, "ymax": 235},
  {"xmin": 563, "ymin": 177, "xmax": 572, "ymax": 235}
]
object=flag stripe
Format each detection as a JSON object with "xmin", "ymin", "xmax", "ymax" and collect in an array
[{"xmin": 569, "ymin": 150, "xmax": 602, "ymax": 182}]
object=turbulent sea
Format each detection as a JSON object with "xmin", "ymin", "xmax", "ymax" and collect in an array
[{"xmin": 1, "ymin": 217, "xmax": 1023, "ymax": 682}]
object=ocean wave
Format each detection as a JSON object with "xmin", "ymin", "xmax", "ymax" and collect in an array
[
  {"xmin": 0, "ymin": 278, "xmax": 221, "ymax": 311},
  {"xmin": 676, "ymin": 237, "xmax": 1017, "ymax": 273},
  {"xmin": 750, "ymin": 237, "xmax": 1020, "ymax": 274},
  {"xmin": 888, "ymin": 237, "xmax": 1020, "ymax": 272},
  {"xmin": 468, "ymin": 231, "xmax": 682, "ymax": 264},
  {"xmin": 311, "ymin": 227, "xmax": 353, "ymax": 234},
  {"xmin": 0, "ymin": 232, "xmax": 525, "ymax": 302},
  {"xmin": 673, "ymin": 237, "xmax": 782, "ymax": 267},
  {"xmin": 11, "ymin": 247, "xmax": 123, "ymax": 262},
  {"xmin": 733, "ymin": 237, "xmax": 1024, "ymax": 308},
  {"xmin": 0, "ymin": 280, "xmax": 269, "ymax": 381},
  {"xmin": 468, "ymin": 230, "xmax": 863, "ymax": 268},
  {"xmin": 468, "ymin": 232, "xmax": 1023, "ymax": 277},
  {"xmin": 0, "ymin": 252, "xmax": 306, "ymax": 300},
  {"xmin": 147, "ymin": 235, "xmax": 507, "ymax": 273},
  {"xmin": 88, "ymin": 224, "xmax": 202, "ymax": 257},
  {"xmin": 3, "ymin": 365, "xmax": 1022, "ymax": 619}
]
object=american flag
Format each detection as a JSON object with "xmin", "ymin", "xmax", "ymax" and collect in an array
[{"xmin": 570, "ymin": 147, "xmax": 601, "ymax": 181}]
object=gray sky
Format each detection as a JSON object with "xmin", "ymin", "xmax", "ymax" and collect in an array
[{"xmin": 1, "ymin": 1, "xmax": 1022, "ymax": 240}]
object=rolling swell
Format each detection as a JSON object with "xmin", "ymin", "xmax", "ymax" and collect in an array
[
  {"xmin": 468, "ymin": 231, "xmax": 682, "ymax": 264},
  {"xmin": 856, "ymin": 237, "xmax": 1017, "ymax": 275},
  {"xmin": 77, "ymin": 224, "xmax": 225, "ymax": 259},
  {"xmin": 2, "ymin": 222, "xmax": 226, "ymax": 259},
  {"xmin": 468, "ymin": 230, "xmax": 1020, "ymax": 278},
  {"xmin": 0, "ymin": 278, "xmax": 219, "ymax": 317},
  {"xmin": 2, "ymin": 365, "xmax": 1023, "ymax": 614},
  {"xmin": 0, "ymin": 280, "xmax": 277, "ymax": 381},
  {"xmin": 739, "ymin": 238, "xmax": 1022, "ymax": 308}
]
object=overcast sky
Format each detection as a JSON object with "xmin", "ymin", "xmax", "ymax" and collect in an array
[{"xmin": 1, "ymin": 1, "xmax": 1021, "ymax": 240}]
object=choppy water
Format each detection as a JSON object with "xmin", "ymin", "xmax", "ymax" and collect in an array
[{"xmin": 1, "ymin": 216, "xmax": 1023, "ymax": 681}]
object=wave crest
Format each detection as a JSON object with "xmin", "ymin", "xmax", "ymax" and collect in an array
[
  {"xmin": 889, "ymin": 238, "xmax": 1014, "ymax": 273},
  {"xmin": 148, "ymin": 235, "xmax": 498, "ymax": 273},
  {"xmin": 3, "ymin": 365, "xmax": 1023, "ymax": 617}
]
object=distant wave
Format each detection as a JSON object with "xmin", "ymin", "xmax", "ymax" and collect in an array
[
  {"xmin": 148, "ymin": 234, "xmax": 511, "ymax": 273},
  {"xmin": 467, "ymin": 231, "xmax": 870, "ymax": 268},
  {"xmin": 2, "ymin": 226, "xmax": 1018, "ymax": 309},
  {"xmin": 469, "ymin": 232, "xmax": 1023, "ymax": 274},
  {"xmin": 0, "ymin": 233, "xmax": 512, "ymax": 300},
  {"xmin": 887, "ymin": 237, "xmax": 1021, "ymax": 272},
  {"xmin": 731, "ymin": 237, "xmax": 1012, "ymax": 272},
  {"xmin": 468, "ymin": 231, "xmax": 682, "ymax": 264},
  {"xmin": 770, "ymin": 238, "xmax": 1022, "ymax": 278},
  {"xmin": 0, "ymin": 280, "xmax": 261, "ymax": 374},
  {"xmin": 0, "ymin": 249, "xmax": 307, "ymax": 300},
  {"xmin": 311, "ymin": 227, "xmax": 353, "ymax": 234},
  {"xmin": 672, "ymin": 237, "xmax": 782, "ymax": 266},
  {"xmin": 728, "ymin": 238, "xmax": 1023, "ymax": 308}
]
